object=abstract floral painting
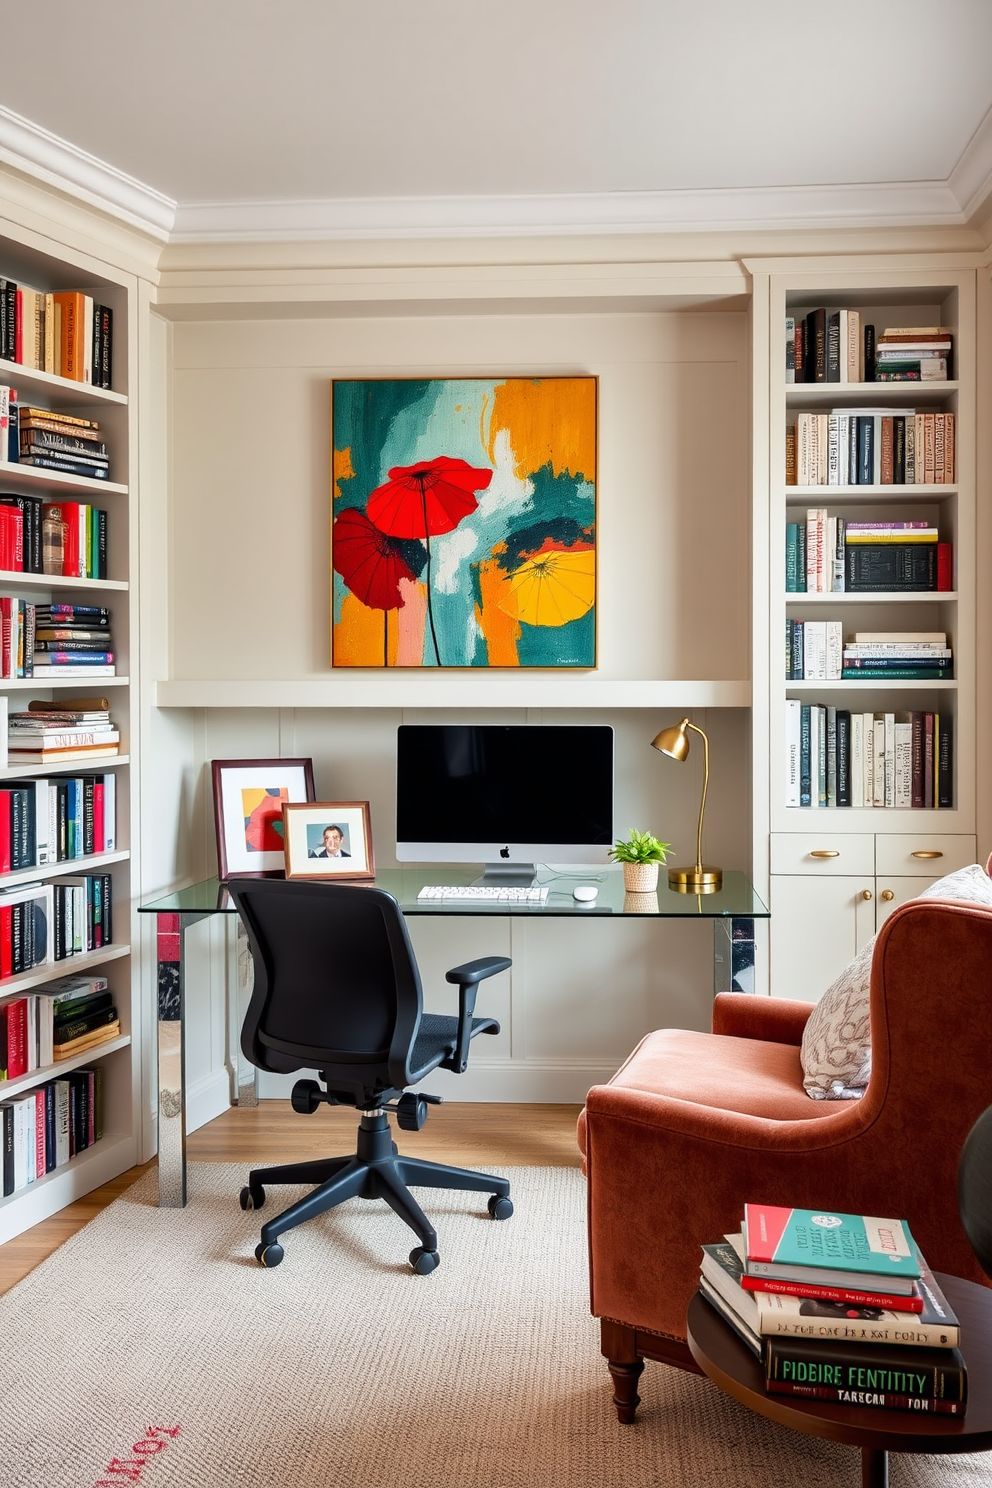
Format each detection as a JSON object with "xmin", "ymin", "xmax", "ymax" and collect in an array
[{"xmin": 331, "ymin": 377, "xmax": 597, "ymax": 667}]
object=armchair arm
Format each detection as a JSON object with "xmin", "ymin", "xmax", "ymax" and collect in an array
[
  {"xmin": 712, "ymin": 992, "xmax": 812, "ymax": 1046},
  {"xmin": 445, "ymin": 956, "xmax": 512, "ymax": 1073}
]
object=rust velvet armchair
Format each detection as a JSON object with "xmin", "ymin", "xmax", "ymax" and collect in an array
[{"xmin": 577, "ymin": 897, "xmax": 992, "ymax": 1421}]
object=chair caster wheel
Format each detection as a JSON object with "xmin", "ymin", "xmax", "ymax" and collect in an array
[
  {"xmin": 240, "ymin": 1184, "xmax": 265, "ymax": 1211},
  {"xmin": 255, "ymin": 1242, "xmax": 284, "ymax": 1267},
  {"xmin": 488, "ymin": 1194, "xmax": 513, "ymax": 1220},
  {"xmin": 410, "ymin": 1247, "xmax": 440, "ymax": 1275}
]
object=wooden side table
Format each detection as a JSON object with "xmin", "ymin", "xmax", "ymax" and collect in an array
[{"xmin": 687, "ymin": 1273, "xmax": 992, "ymax": 1488}]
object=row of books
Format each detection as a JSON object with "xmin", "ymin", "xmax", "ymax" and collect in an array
[
  {"xmin": 0, "ymin": 605, "xmax": 115, "ymax": 681},
  {"xmin": 0, "ymin": 495, "xmax": 110, "ymax": 578},
  {"xmin": 0, "ymin": 874, "xmax": 114, "ymax": 982},
  {"xmin": 1, "ymin": 1065, "xmax": 106, "ymax": 1196},
  {"xmin": 786, "ymin": 315, "xmax": 953, "ymax": 384},
  {"xmin": 0, "ymin": 772, "xmax": 118, "ymax": 872},
  {"xmin": 0, "ymin": 283, "xmax": 113, "ymax": 388},
  {"xmin": 0, "ymin": 397, "xmax": 111, "ymax": 483},
  {"xmin": 700, "ymin": 1204, "xmax": 965, "ymax": 1415},
  {"xmin": 0, "ymin": 973, "xmax": 116, "ymax": 1079},
  {"xmin": 786, "ymin": 623, "xmax": 953, "ymax": 681},
  {"xmin": 789, "ymin": 513, "xmax": 952, "ymax": 594},
  {"xmin": 785, "ymin": 704, "xmax": 951, "ymax": 809},
  {"xmin": 9, "ymin": 702, "xmax": 120, "ymax": 766},
  {"xmin": 786, "ymin": 411, "xmax": 955, "ymax": 487}
]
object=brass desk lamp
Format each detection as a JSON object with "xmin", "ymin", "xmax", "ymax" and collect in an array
[{"xmin": 651, "ymin": 718, "xmax": 722, "ymax": 892}]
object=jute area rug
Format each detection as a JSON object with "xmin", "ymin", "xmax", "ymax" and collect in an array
[{"xmin": 3, "ymin": 1164, "xmax": 989, "ymax": 1488}]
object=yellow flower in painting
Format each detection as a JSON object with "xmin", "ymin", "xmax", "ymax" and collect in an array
[{"xmin": 499, "ymin": 547, "xmax": 595, "ymax": 628}]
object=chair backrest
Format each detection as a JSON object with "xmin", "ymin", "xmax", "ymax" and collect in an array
[
  {"xmin": 861, "ymin": 897, "xmax": 992, "ymax": 1283},
  {"xmin": 228, "ymin": 877, "xmax": 424, "ymax": 1101}
]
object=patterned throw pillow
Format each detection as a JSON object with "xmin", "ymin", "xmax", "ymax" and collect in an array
[{"xmin": 800, "ymin": 863, "xmax": 992, "ymax": 1100}]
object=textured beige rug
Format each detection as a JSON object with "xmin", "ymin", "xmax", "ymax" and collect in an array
[{"xmin": 3, "ymin": 1164, "xmax": 989, "ymax": 1488}]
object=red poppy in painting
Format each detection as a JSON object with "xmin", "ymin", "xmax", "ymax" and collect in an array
[
  {"xmin": 333, "ymin": 506, "xmax": 417, "ymax": 610},
  {"xmin": 366, "ymin": 457, "xmax": 493, "ymax": 539}
]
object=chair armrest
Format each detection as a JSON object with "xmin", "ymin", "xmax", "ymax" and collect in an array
[
  {"xmin": 712, "ymin": 993, "xmax": 812, "ymax": 1046},
  {"xmin": 445, "ymin": 956, "xmax": 512, "ymax": 1073}
]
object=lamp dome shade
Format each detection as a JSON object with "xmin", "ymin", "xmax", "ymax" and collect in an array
[{"xmin": 651, "ymin": 720, "xmax": 690, "ymax": 761}]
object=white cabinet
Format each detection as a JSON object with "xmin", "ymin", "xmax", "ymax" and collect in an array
[{"xmin": 769, "ymin": 831, "xmax": 975, "ymax": 1002}]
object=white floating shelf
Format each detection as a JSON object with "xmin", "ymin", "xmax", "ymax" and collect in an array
[{"xmin": 156, "ymin": 678, "xmax": 752, "ymax": 710}]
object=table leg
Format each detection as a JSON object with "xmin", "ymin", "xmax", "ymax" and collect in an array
[
  {"xmin": 861, "ymin": 1447, "xmax": 888, "ymax": 1488},
  {"xmin": 714, "ymin": 917, "xmax": 755, "ymax": 995},
  {"xmin": 156, "ymin": 912, "xmax": 186, "ymax": 1207}
]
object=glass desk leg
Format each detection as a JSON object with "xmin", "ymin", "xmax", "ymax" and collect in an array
[
  {"xmin": 714, "ymin": 918, "xmax": 755, "ymax": 995},
  {"xmin": 234, "ymin": 919, "xmax": 258, "ymax": 1107},
  {"xmin": 156, "ymin": 910, "xmax": 210, "ymax": 1207}
]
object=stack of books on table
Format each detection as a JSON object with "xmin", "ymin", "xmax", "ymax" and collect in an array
[
  {"xmin": 32, "ymin": 604, "xmax": 113, "ymax": 676},
  {"xmin": 700, "ymin": 1203, "xmax": 967, "ymax": 1416},
  {"xmin": 8, "ymin": 701, "xmax": 119, "ymax": 766}
]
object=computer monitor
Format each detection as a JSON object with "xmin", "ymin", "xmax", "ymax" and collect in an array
[{"xmin": 396, "ymin": 723, "xmax": 614, "ymax": 885}]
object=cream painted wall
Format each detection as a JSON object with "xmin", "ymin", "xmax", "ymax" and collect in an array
[
  {"xmin": 159, "ymin": 306, "xmax": 754, "ymax": 1104},
  {"xmin": 168, "ymin": 310, "xmax": 749, "ymax": 684}
]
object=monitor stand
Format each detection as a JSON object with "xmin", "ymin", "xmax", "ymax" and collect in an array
[{"xmin": 474, "ymin": 862, "xmax": 538, "ymax": 888}]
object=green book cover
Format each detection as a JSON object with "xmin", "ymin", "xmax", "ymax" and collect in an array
[{"xmin": 745, "ymin": 1205, "xmax": 921, "ymax": 1281}]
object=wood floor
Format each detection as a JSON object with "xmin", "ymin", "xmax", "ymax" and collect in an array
[{"xmin": 0, "ymin": 1101, "xmax": 583, "ymax": 1296}]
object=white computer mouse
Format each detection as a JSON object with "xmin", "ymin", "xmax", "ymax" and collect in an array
[{"xmin": 572, "ymin": 884, "xmax": 599, "ymax": 902}]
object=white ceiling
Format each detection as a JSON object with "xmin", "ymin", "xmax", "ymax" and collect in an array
[{"xmin": 1, "ymin": 0, "xmax": 991, "ymax": 241}]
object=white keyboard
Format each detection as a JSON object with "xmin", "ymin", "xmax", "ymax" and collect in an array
[{"xmin": 417, "ymin": 884, "xmax": 550, "ymax": 903}]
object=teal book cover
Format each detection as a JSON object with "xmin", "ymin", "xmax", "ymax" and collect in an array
[{"xmin": 745, "ymin": 1205, "xmax": 922, "ymax": 1280}]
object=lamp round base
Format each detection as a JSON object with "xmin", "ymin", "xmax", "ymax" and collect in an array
[{"xmin": 667, "ymin": 865, "xmax": 723, "ymax": 893}]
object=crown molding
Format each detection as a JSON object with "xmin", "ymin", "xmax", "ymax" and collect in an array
[
  {"xmin": 950, "ymin": 102, "xmax": 992, "ymax": 222},
  {"xmin": 0, "ymin": 104, "xmax": 175, "ymax": 241},
  {"xmin": 169, "ymin": 180, "xmax": 970, "ymax": 244}
]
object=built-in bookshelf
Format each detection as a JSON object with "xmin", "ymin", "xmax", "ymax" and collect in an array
[
  {"xmin": 0, "ymin": 232, "xmax": 136, "ymax": 1245},
  {"xmin": 751, "ymin": 262, "xmax": 978, "ymax": 1000}
]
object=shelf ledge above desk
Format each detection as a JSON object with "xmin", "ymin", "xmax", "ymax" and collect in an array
[{"xmin": 154, "ymin": 678, "xmax": 751, "ymax": 710}]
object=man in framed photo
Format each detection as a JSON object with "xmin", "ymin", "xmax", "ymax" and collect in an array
[{"xmin": 309, "ymin": 824, "xmax": 351, "ymax": 859}]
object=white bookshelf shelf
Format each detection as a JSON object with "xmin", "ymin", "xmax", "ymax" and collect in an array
[
  {"xmin": 0, "ymin": 754, "xmax": 129, "ymax": 779},
  {"xmin": 0, "ymin": 461, "xmax": 126, "ymax": 498},
  {"xmin": 785, "ymin": 592, "xmax": 957, "ymax": 605},
  {"xmin": 0, "ymin": 1033, "xmax": 130, "ymax": 1102},
  {"xmin": 0, "ymin": 358, "xmax": 127, "ymax": 408},
  {"xmin": 0, "ymin": 571, "xmax": 128, "ymax": 592},
  {"xmin": 155, "ymin": 678, "xmax": 752, "ymax": 710},
  {"xmin": 0, "ymin": 848, "xmax": 128, "ymax": 891}
]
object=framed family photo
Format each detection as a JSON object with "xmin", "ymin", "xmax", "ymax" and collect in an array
[
  {"xmin": 211, "ymin": 758, "xmax": 316, "ymax": 879},
  {"xmin": 283, "ymin": 802, "xmax": 375, "ymax": 881}
]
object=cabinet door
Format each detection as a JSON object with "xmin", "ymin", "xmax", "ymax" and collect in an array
[
  {"xmin": 875, "ymin": 877, "xmax": 925, "ymax": 932},
  {"xmin": 770, "ymin": 875, "xmax": 876, "ymax": 1003}
]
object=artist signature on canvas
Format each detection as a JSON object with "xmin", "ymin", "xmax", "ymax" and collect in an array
[{"xmin": 93, "ymin": 1425, "xmax": 181, "ymax": 1485}]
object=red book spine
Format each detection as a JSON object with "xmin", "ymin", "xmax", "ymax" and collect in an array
[
  {"xmin": 14, "ymin": 288, "xmax": 22, "ymax": 366},
  {"xmin": 0, "ymin": 790, "xmax": 11, "ymax": 875},
  {"xmin": 0, "ymin": 904, "xmax": 12, "ymax": 980},
  {"xmin": 937, "ymin": 542, "xmax": 953, "ymax": 591},
  {"xmin": 5, "ymin": 996, "xmax": 27, "ymax": 1075},
  {"xmin": 765, "ymin": 1380, "xmax": 963, "ymax": 1414},
  {"xmin": 92, "ymin": 782, "xmax": 105, "ymax": 854},
  {"xmin": 738, "ymin": 1275, "xmax": 924, "ymax": 1312}
]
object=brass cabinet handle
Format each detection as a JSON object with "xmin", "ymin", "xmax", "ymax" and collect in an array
[
  {"xmin": 809, "ymin": 850, "xmax": 840, "ymax": 859},
  {"xmin": 911, "ymin": 850, "xmax": 943, "ymax": 859},
  {"xmin": 881, "ymin": 889, "xmax": 895, "ymax": 901},
  {"xmin": 862, "ymin": 889, "xmax": 873, "ymax": 901}
]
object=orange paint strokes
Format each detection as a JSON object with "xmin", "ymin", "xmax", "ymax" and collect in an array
[
  {"xmin": 333, "ymin": 446, "xmax": 355, "ymax": 500},
  {"xmin": 489, "ymin": 378, "xmax": 595, "ymax": 482},
  {"xmin": 475, "ymin": 558, "xmax": 521, "ymax": 666},
  {"xmin": 334, "ymin": 593, "xmax": 388, "ymax": 666}
]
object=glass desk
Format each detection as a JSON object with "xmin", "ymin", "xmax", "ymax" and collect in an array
[{"xmin": 139, "ymin": 868, "xmax": 769, "ymax": 1206}]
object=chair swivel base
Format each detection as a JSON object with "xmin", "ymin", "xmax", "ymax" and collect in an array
[{"xmin": 241, "ymin": 1110, "xmax": 512, "ymax": 1273}]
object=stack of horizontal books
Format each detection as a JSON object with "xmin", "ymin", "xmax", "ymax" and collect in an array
[
  {"xmin": 8, "ymin": 702, "xmax": 119, "ymax": 766},
  {"xmin": 874, "ymin": 327, "xmax": 952, "ymax": 383},
  {"xmin": 700, "ymin": 1203, "xmax": 967, "ymax": 1416}
]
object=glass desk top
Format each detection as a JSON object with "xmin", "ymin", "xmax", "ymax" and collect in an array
[{"xmin": 138, "ymin": 868, "xmax": 769, "ymax": 920}]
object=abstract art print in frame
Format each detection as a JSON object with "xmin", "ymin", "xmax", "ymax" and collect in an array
[
  {"xmin": 211, "ymin": 758, "xmax": 316, "ymax": 879},
  {"xmin": 331, "ymin": 376, "xmax": 597, "ymax": 668}
]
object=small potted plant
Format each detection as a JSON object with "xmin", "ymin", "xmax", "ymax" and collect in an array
[{"xmin": 608, "ymin": 828, "xmax": 672, "ymax": 893}]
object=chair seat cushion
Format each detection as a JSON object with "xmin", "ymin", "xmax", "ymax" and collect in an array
[
  {"xmin": 607, "ymin": 1027, "xmax": 842, "ymax": 1123},
  {"xmin": 410, "ymin": 1012, "xmax": 497, "ymax": 1079}
]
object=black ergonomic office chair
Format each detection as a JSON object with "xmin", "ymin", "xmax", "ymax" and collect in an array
[{"xmin": 227, "ymin": 877, "xmax": 513, "ymax": 1275}]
